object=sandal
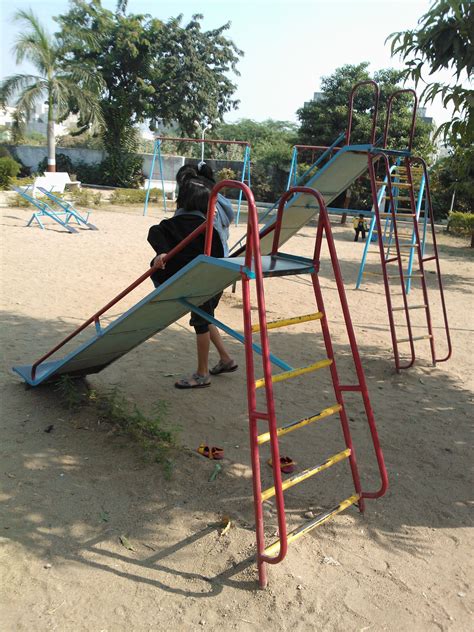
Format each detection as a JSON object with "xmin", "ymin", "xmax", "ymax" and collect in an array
[
  {"xmin": 267, "ymin": 456, "xmax": 296, "ymax": 474},
  {"xmin": 175, "ymin": 373, "xmax": 211, "ymax": 389},
  {"xmin": 197, "ymin": 443, "xmax": 224, "ymax": 460},
  {"xmin": 209, "ymin": 359, "xmax": 238, "ymax": 376}
]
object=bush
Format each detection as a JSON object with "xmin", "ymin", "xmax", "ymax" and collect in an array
[
  {"xmin": 447, "ymin": 211, "xmax": 474, "ymax": 235},
  {"xmin": 109, "ymin": 188, "xmax": 162, "ymax": 205},
  {"xmin": 0, "ymin": 157, "xmax": 21, "ymax": 189},
  {"xmin": 0, "ymin": 146, "xmax": 13, "ymax": 159},
  {"xmin": 101, "ymin": 153, "xmax": 144, "ymax": 189},
  {"xmin": 73, "ymin": 161, "xmax": 105, "ymax": 185},
  {"xmin": 70, "ymin": 189, "xmax": 102, "ymax": 207},
  {"xmin": 38, "ymin": 153, "xmax": 74, "ymax": 175},
  {"xmin": 216, "ymin": 167, "xmax": 237, "ymax": 182}
]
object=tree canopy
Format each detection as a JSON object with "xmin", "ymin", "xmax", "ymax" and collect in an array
[
  {"xmin": 296, "ymin": 63, "xmax": 435, "ymax": 158},
  {"xmin": 387, "ymin": 0, "xmax": 473, "ymax": 148},
  {"xmin": 54, "ymin": 0, "xmax": 243, "ymax": 185},
  {"xmin": 0, "ymin": 9, "xmax": 102, "ymax": 170}
]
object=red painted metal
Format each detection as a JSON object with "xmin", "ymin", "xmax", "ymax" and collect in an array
[
  {"xmin": 30, "ymin": 222, "xmax": 209, "ymax": 380},
  {"xmin": 383, "ymin": 89, "xmax": 418, "ymax": 150},
  {"xmin": 368, "ymin": 154, "xmax": 416, "ymax": 372},
  {"xmin": 406, "ymin": 157, "xmax": 452, "ymax": 363},
  {"xmin": 416, "ymin": 159, "xmax": 452, "ymax": 362},
  {"xmin": 346, "ymin": 80, "xmax": 380, "ymax": 145}
]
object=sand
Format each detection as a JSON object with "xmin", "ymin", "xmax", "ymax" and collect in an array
[{"xmin": 0, "ymin": 202, "xmax": 472, "ymax": 631}]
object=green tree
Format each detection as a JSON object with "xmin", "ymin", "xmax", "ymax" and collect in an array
[
  {"xmin": 297, "ymin": 63, "xmax": 434, "ymax": 156},
  {"xmin": 430, "ymin": 146, "xmax": 473, "ymax": 218},
  {"xmin": 387, "ymin": 0, "xmax": 473, "ymax": 149},
  {"xmin": 214, "ymin": 119, "xmax": 298, "ymax": 200},
  {"xmin": 55, "ymin": 0, "xmax": 242, "ymax": 187},
  {"xmin": 0, "ymin": 9, "xmax": 102, "ymax": 172}
]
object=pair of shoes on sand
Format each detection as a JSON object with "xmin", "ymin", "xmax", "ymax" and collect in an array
[{"xmin": 175, "ymin": 360, "xmax": 238, "ymax": 389}]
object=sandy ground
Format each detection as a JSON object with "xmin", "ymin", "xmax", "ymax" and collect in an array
[{"xmin": 0, "ymin": 203, "xmax": 473, "ymax": 631}]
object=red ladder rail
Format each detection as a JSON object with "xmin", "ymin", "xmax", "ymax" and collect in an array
[
  {"xmin": 406, "ymin": 157, "xmax": 452, "ymax": 363},
  {"xmin": 368, "ymin": 153, "xmax": 417, "ymax": 371}
]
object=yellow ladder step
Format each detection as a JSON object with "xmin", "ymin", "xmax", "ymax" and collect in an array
[
  {"xmin": 264, "ymin": 494, "xmax": 361, "ymax": 557},
  {"xmin": 383, "ymin": 195, "xmax": 413, "ymax": 201},
  {"xmin": 252, "ymin": 312, "xmax": 323, "ymax": 333},
  {"xmin": 378, "ymin": 212, "xmax": 415, "ymax": 217},
  {"xmin": 376, "ymin": 180, "xmax": 413, "ymax": 188},
  {"xmin": 257, "ymin": 403, "xmax": 342, "ymax": 445},
  {"xmin": 261, "ymin": 449, "xmax": 351, "ymax": 501},
  {"xmin": 399, "ymin": 244, "xmax": 418, "ymax": 248},
  {"xmin": 397, "ymin": 334, "xmax": 432, "ymax": 343},
  {"xmin": 255, "ymin": 359, "xmax": 332, "ymax": 389},
  {"xmin": 392, "ymin": 304, "xmax": 427, "ymax": 311}
]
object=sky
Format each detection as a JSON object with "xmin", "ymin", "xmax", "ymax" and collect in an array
[{"xmin": 0, "ymin": 0, "xmax": 469, "ymax": 128}]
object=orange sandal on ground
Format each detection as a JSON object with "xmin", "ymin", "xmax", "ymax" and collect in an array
[
  {"xmin": 267, "ymin": 456, "xmax": 296, "ymax": 474},
  {"xmin": 197, "ymin": 443, "xmax": 224, "ymax": 460}
]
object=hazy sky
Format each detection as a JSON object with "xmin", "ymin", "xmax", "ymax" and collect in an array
[{"xmin": 0, "ymin": 0, "xmax": 469, "ymax": 128}]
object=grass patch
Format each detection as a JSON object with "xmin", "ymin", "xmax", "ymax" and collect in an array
[{"xmin": 55, "ymin": 376, "xmax": 177, "ymax": 477}]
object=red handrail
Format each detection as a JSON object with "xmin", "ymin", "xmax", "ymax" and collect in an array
[
  {"xmin": 346, "ymin": 80, "xmax": 380, "ymax": 146},
  {"xmin": 383, "ymin": 88, "xmax": 418, "ymax": 150},
  {"xmin": 30, "ymin": 220, "xmax": 211, "ymax": 380}
]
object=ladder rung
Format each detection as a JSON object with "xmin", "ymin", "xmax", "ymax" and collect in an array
[
  {"xmin": 383, "ymin": 195, "xmax": 412, "ymax": 201},
  {"xmin": 392, "ymin": 304, "xmax": 427, "ymax": 311},
  {"xmin": 399, "ymin": 244, "xmax": 418, "ymax": 248},
  {"xmin": 261, "ymin": 449, "xmax": 351, "ymax": 501},
  {"xmin": 376, "ymin": 181, "xmax": 413, "ymax": 188},
  {"xmin": 257, "ymin": 404, "xmax": 342, "ymax": 445},
  {"xmin": 397, "ymin": 334, "xmax": 432, "ymax": 343},
  {"xmin": 379, "ymin": 212, "xmax": 416, "ymax": 218},
  {"xmin": 423, "ymin": 255, "xmax": 436, "ymax": 263},
  {"xmin": 263, "ymin": 494, "xmax": 361, "ymax": 557},
  {"xmin": 255, "ymin": 359, "xmax": 332, "ymax": 389},
  {"xmin": 252, "ymin": 312, "xmax": 323, "ymax": 333}
]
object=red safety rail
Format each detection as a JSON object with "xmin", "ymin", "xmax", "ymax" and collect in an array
[
  {"xmin": 367, "ymin": 151, "xmax": 452, "ymax": 370},
  {"xmin": 383, "ymin": 89, "xmax": 418, "ymax": 151},
  {"xmin": 405, "ymin": 156, "xmax": 452, "ymax": 363},
  {"xmin": 368, "ymin": 154, "xmax": 417, "ymax": 371},
  {"xmin": 227, "ymin": 182, "xmax": 387, "ymax": 588},
  {"xmin": 30, "ymin": 221, "xmax": 213, "ymax": 380},
  {"xmin": 346, "ymin": 80, "xmax": 380, "ymax": 145}
]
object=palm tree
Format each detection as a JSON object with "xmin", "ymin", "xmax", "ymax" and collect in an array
[{"xmin": 0, "ymin": 9, "xmax": 102, "ymax": 172}]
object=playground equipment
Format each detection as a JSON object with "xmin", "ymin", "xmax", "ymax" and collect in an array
[
  {"xmin": 230, "ymin": 81, "xmax": 451, "ymax": 372},
  {"xmin": 13, "ymin": 179, "xmax": 387, "ymax": 589},
  {"xmin": 13, "ymin": 186, "xmax": 90, "ymax": 234},
  {"xmin": 38, "ymin": 188, "xmax": 97, "ymax": 231},
  {"xmin": 143, "ymin": 136, "xmax": 251, "ymax": 218},
  {"xmin": 356, "ymin": 162, "xmax": 428, "ymax": 294}
]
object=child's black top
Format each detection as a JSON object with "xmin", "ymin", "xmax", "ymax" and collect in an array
[{"xmin": 148, "ymin": 211, "xmax": 224, "ymax": 286}]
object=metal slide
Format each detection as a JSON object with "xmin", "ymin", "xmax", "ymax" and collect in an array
[
  {"xmin": 12, "ymin": 252, "xmax": 314, "ymax": 387},
  {"xmin": 231, "ymin": 143, "xmax": 372, "ymax": 257}
]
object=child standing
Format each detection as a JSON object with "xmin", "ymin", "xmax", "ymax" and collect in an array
[
  {"xmin": 353, "ymin": 214, "xmax": 368, "ymax": 242},
  {"xmin": 148, "ymin": 174, "xmax": 237, "ymax": 389}
]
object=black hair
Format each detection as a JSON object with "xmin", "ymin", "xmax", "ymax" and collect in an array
[
  {"xmin": 197, "ymin": 161, "xmax": 215, "ymax": 183},
  {"xmin": 177, "ymin": 176, "xmax": 213, "ymax": 214},
  {"xmin": 176, "ymin": 164, "xmax": 198, "ymax": 187}
]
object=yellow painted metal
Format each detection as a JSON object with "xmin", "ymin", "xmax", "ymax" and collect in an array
[
  {"xmin": 261, "ymin": 449, "xmax": 351, "ymax": 501},
  {"xmin": 397, "ymin": 334, "xmax": 432, "ymax": 343},
  {"xmin": 257, "ymin": 403, "xmax": 342, "ymax": 445},
  {"xmin": 251, "ymin": 312, "xmax": 323, "ymax": 333},
  {"xmin": 375, "ymin": 180, "xmax": 413, "ymax": 188},
  {"xmin": 255, "ymin": 359, "xmax": 332, "ymax": 389},
  {"xmin": 382, "ymin": 195, "xmax": 412, "ymax": 201},
  {"xmin": 264, "ymin": 494, "xmax": 361, "ymax": 557}
]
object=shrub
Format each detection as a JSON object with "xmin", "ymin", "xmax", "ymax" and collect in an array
[
  {"xmin": 73, "ymin": 161, "xmax": 105, "ymax": 185},
  {"xmin": 109, "ymin": 187, "xmax": 162, "ymax": 205},
  {"xmin": 0, "ymin": 146, "xmax": 13, "ymax": 159},
  {"xmin": 101, "ymin": 153, "xmax": 144, "ymax": 189},
  {"xmin": 12, "ymin": 193, "xmax": 33, "ymax": 207},
  {"xmin": 38, "ymin": 153, "xmax": 74, "ymax": 175},
  {"xmin": 216, "ymin": 167, "xmax": 237, "ymax": 182},
  {"xmin": 0, "ymin": 157, "xmax": 21, "ymax": 189},
  {"xmin": 70, "ymin": 189, "xmax": 102, "ymax": 207},
  {"xmin": 447, "ymin": 211, "xmax": 474, "ymax": 235}
]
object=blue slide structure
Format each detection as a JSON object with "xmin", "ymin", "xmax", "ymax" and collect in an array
[{"xmin": 13, "ymin": 139, "xmax": 375, "ymax": 386}]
